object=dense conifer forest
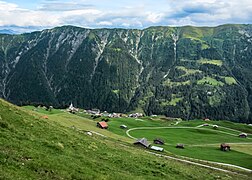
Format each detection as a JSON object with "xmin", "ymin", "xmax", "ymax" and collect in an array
[{"xmin": 1, "ymin": 24, "xmax": 252, "ymax": 122}]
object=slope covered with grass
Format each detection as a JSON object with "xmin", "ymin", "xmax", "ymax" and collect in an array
[{"xmin": 0, "ymin": 99, "xmax": 250, "ymax": 179}]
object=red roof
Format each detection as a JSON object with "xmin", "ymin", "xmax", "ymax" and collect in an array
[{"xmin": 98, "ymin": 121, "xmax": 108, "ymax": 128}]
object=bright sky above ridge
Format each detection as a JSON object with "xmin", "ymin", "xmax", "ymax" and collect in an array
[{"xmin": 1, "ymin": 0, "xmax": 252, "ymax": 33}]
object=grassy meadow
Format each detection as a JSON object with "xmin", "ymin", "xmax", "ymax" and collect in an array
[
  {"xmin": 128, "ymin": 128, "xmax": 252, "ymax": 169},
  {"xmin": 1, "ymin": 102, "xmax": 251, "ymax": 179},
  {"xmin": 25, "ymin": 105, "xmax": 252, "ymax": 170},
  {"xmin": 3, "ymin": 100, "xmax": 248, "ymax": 179}
]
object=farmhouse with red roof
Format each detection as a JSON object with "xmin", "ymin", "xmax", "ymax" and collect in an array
[{"xmin": 97, "ymin": 121, "xmax": 108, "ymax": 129}]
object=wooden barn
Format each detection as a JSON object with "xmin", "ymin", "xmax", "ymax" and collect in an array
[
  {"xmin": 120, "ymin": 125, "xmax": 127, "ymax": 129},
  {"xmin": 97, "ymin": 121, "xmax": 108, "ymax": 129},
  {"xmin": 239, "ymin": 133, "xmax": 247, "ymax": 138},
  {"xmin": 220, "ymin": 143, "xmax": 230, "ymax": 151},
  {"xmin": 153, "ymin": 138, "xmax": 165, "ymax": 145},
  {"xmin": 213, "ymin": 125, "xmax": 218, "ymax": 129},
  {"xmin": 176, "ymin": 144, "xmax": 184, "ymax": 149},
  {"xmin": 134, "ymin": 138, "xmax": 151, "ymax": 148}
]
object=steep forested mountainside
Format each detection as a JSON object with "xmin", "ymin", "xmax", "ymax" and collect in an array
[{"xmin": 1, "ymin": 25, "xmax": 252, "ymax": 122}]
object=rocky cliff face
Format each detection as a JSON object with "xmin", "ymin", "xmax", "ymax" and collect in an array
[{"xmin": 1, "ymin": 25, "xmax": 252, "ymax": 122}]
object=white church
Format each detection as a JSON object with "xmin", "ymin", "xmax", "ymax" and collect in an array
[{"xmin": 67, "ymin": 102, "xmax": 79, "ymax": 113}]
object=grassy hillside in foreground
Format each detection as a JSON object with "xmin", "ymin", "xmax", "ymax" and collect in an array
[
  {"xmin": 21, "ymin": 106, "xmax": 252, "ymax": 173},
  {"xmin": 1, "ymin": 100, "xmax": 250, "ymax": 179}
]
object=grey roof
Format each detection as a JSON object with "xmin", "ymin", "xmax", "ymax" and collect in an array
[{"xmin": 134, "ymin": 138, "xmax": 151, "ymax": 147}]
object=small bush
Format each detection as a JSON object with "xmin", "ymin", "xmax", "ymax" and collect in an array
[{"xmin": 0, "ymin": 120, "xmax": 9, "ymax": 129}]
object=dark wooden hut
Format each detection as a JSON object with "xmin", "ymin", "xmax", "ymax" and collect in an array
[
  {"xmin": 176, "ymin": 144, "xmax": 184, "ymax": 149},
  {"xmin": 239, "ymin": 133, "xmax": 247, "ymax": 138},
  {"xmin": 220, "ymin": 143, "xmax": 230, "ymax": 151},
  {"xmin": 153, "ymin": 138, "xmax": 165, "ymax": 145}
]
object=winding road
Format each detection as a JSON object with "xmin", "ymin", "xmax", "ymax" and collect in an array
[
  {"xmin": 126, "ymin": 126, "xmax": 247, "ymax": 140},
  {"xmin": 126, "ymin": 123, "xmax": 251, "ymax": 140},
  {"xmin": 126, "ymin": 122, "xmax": 252, "ymax": 173}
]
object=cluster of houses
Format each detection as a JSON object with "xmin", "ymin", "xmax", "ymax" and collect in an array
[
  {"xmin": 106, "ymin": 113, "xmax": 122, "ymax": 118},
  {"xmin": 128, "ymin": 113, "xmax": 144, "ymax": 118},
  {"xmin": 65, "ymin": 102, "xmax": 147, "ymax": 120},
  {"xmin": 86, "ymin": 109, "xmax": 100, "ymax": 115},
  {"xmin": 85, "ymin": 108, "xmax": 143, "ymax": 118}
]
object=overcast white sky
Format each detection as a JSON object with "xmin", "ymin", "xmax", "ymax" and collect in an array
[{"xmin": 1, "ymin": 0, "xmax": 252, "ymax": 32}]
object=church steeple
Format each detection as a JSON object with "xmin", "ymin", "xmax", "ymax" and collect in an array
[{"xmin": 69, "ymin": 102, "xmax": 74, "ymax": 110}]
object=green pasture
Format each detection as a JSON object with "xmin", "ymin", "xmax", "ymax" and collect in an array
[
  {"xmin": 166, "ymin": 145, "xmax": 252, "ymax": 169},
  {"xmin": 128, "ymin": 127, "xmax": 252, "ymax": 169},
  {"xmin": 128, "ymin": 128, "xmax": 251, "ymax": 145},
  {"xmin": 23, "ymin": 105, "xmax": 64, "ymax": 115},
  {"xmin": 4, "ymin": 101, "xmax": 228, "ymax": 179},
  {"xmin": 19, "ymin": 105, "xmax": 252, "ymax": 171},
  {"xmin": 106, "ymin": 117, "xmax": 172, "ymax": 137}
]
